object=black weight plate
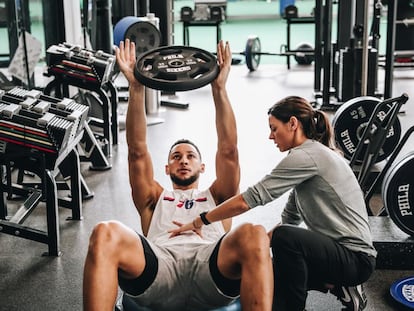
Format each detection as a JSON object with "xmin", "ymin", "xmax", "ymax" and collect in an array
[
  {"xmin": 382, "ymin": 152, "xmax": 414, "ymax": 236},
  {"xmin": 332, "ymin": 96, "xmax": 402, "ymax": 164},
  {"xmin": 245, "ymin": 36, "xmax": 261, "ymax": 71},
  {"xmin": 134, "ymin": 46, "xmax": 219, "ymax": 92},
  {"xmin": 294, "ymin": 42, "xmax": 314, "ymax": 65}
]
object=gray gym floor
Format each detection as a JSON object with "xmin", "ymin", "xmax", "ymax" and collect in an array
[{"xmin": 0, "ymin": 61, "xmax": 413, "ymax": 310}]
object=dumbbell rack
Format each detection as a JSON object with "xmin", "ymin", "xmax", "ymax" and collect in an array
[
  {"xmin": 0, "ymin": 86, "xmax": 90, "ymax": 256},
  {"xmin": 43, "ymin": 78, "xmax": 113, "ymax": 172},
  {"xmin": 44, "ymin": 43, "xmax": 116, "ymax": 170}
]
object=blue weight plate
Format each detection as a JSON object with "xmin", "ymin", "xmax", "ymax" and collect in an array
[
  {"xmin": 113, "ymin": 17, "xmax": 161, "ymax": 56},
  {"xmin": 390, "ymin": 276, "xmax": 414, "ymax": 309}
]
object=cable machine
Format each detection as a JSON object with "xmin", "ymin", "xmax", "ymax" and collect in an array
[{"xmin": 314, "ymin": 0, "xmax": 383, "ymax": 110}]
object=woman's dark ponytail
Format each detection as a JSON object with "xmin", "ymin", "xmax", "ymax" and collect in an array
[
  {"xmin": 268, "ymin": 96, "xmax": 335, "ymax": 149},
  {"xmin": 312, "ymin": 110, "xmax": 335, "ymax": 149}
]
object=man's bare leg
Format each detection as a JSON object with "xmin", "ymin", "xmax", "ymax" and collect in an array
[
  {"xmin": 218, "ymin": 223, "xmax": 273, "ymax": 311},
  {"xmin": 83, "ymin": 221, "xmax": 146, "ymax": 311}
]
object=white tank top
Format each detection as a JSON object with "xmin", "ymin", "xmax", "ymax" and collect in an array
[{"xmin": 146, "ymin": 188, "xmax": 226, "ymax": 247}]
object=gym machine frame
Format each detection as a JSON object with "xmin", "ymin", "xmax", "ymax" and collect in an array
[
  {"xmin": 313, "ymin": 0, "xmax": 385, "ymax": 109},
  {"xmin": 283, "ymin": 8, "xmax": 316, "ymax": 69},
  {"xmin": 182, "ymin": 19, "xmax": 222, "ymax": 46},
  {"xmin": 2, "ymin": 0, "xmax": 33, "ymax": 86}
]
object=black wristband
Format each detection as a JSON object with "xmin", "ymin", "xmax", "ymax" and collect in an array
[{"xmin": 200, "ymin": 211, "xmax": 211, "ymax": 225}]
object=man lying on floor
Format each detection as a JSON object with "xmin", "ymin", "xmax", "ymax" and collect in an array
[{"xmin": 82, "ymin": 39, "xmax": 273, "ymax": 311}]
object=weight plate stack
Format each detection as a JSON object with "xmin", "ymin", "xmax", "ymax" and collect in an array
[
  {"xmin": 113, "ymin": 16, "xmax": 161, "ymax": 55},
  {"xmin": 332, "ymin": 96, "xmax": 402, "ymax": 164},
  {"xmin": 382, "ymin": 152, "xmax": 414, "ymax": 236},
  {"xmin": 134, "ymin": 46, "xmax": 219, "ymax": 92}
]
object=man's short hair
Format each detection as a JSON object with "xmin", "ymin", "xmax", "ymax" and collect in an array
[{"xmin": 169, "ymin": 139, "xmax": 202, "ymax": 160}]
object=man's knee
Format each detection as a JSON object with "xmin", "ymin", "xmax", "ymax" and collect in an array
[
  {"xmin": 88, "ymin": 220, "xmax": 124, "ymax": 256},
  {"xmin": 232, "ymin": 223, "xmax": 270, "ymax": 257}
]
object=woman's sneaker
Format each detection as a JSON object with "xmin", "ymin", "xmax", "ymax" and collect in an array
[{"xmin": 331, "ymin": 284, "xmax": 368, "ymax": 310}]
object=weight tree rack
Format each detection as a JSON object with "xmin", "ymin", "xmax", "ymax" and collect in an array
[{"xmin": 340, "ymin": 93, "xmax": 414, "ymax": 269}]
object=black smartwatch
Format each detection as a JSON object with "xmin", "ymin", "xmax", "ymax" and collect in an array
[{"xmin": 199, "ymin": 211, "xmax": 211, "ymax": 225}]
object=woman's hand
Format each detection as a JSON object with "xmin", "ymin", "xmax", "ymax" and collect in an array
[{"xmin": 168, "ymin": 220, "xmax": 203, "ymax": 238}]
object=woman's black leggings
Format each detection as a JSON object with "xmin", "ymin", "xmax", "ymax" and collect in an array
[{"xmin": 271, "ymin": 225, "xmax": 375, "ymax": 311}]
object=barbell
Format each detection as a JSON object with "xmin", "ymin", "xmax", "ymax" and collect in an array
[
  {"xmin": 213, "ymin": 36, "xmax": 315, "ymax": 71},
  {"xmin": 240, "ymin": 36, "xmax": 315, "ymax": 71}
]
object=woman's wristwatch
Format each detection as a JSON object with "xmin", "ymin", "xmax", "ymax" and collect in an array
[{"xmin": 199, "ymin": 211, "xmax": 211, "ymax": 225}]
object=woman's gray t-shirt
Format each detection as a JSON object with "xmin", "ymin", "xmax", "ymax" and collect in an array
[{"xmin": 242, "ymin": 139, "xmax": 377, "ymax": 257}]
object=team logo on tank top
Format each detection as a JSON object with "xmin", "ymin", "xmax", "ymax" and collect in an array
[{"xmin": 163, "ymin": 195, "xmax": 207, "ymax": 209}]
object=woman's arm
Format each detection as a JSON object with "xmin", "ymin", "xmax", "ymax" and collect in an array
[{"xmin": 168, "ymin": 193, "xmax": 250, "ymax": 236}]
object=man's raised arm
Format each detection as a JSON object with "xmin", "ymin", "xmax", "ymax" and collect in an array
[
  {"xmin": 210, "ymin": 41, "xmax": 240, "ymax": 204},
  {"xmin": 115, "ymin": 40, "xmax": 162, "ymax": 230}
]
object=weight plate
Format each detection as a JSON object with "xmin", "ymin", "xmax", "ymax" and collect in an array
[
  {"xmin": 390, "ymin": 276, "xmax": 414, "ymax": 309},
  {"xmin": 382, "ymin": 152, "xmax": 414, "ymax": 236},
  {"xmin": 332, "ymin": 96, "xmax": 402, "ymax": 164},
  {"xmin": 134, "ymin": 46, "xmax": 219, "ymax": 92},
  {"xmin": 245, "ymin": 36, "xmax": 261, "ymax": 71},
  {"xmin": 113, "ymin": 17, "xmax": 161, "ymax": 55},
  {"xmin": 294, "ymin": 42, "xmax": 314, "ymax": 65}
]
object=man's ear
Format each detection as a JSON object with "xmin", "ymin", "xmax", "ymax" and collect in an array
[
  {"xmin": 200, "ymin": 163, "xmax": 205, "ymax": 173},
  {"xmin": 165, "ymin": 164, "xmax": 170, "ymax": 175}
]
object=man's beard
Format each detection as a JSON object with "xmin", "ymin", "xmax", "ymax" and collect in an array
[{"xmin": 170, "ymin": 172, "xmax": 200, "ymax": 187}]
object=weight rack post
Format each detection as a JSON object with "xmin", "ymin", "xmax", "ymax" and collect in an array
[
  {"xmin": 384, "ymin": 0, "xmax": 398, "ymax": 99},
  {"xmin": 321, "ymin": 0, "xmax": 333, "ymax": 109},
  {"xmin": 313, "ymin": 0, "xmax": 323, "ymax": 96}
]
